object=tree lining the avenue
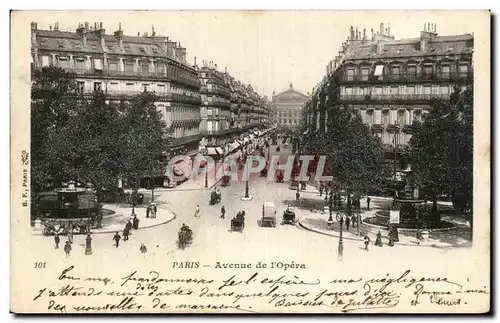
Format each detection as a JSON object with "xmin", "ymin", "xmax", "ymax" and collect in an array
[
  {"xmin": 31, "ymin": 66, "xmax": 171, "ymax": 195},
  {"xmin": 408, "ymin": 85, "xmax": 473, "ymax": 222},
  {"xmin": 300, "ymin": 85, "xmax": 473, "ymax": 222},
  {"xmin": 299, "ymin": 106, "xmax": 387, "ymax": 196}
]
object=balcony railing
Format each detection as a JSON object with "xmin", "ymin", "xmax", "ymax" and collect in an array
[
  {"xmin": 340, "ymin": 93, "xmax": 450, "ymax": 102},
  {"xmin": 341, "ymin": 72, "xmax": 472, "ymax": 83},
  {"xmin": 204, "ymin": 128, "xmax": 239, "ymax": 136},
  {"xmin": 171, "ymin": 93, "xmax": 202, "ymax": 105},
  {"xmin": 171, "ymin": 134, "xmax": 202, "ymax": 147}
]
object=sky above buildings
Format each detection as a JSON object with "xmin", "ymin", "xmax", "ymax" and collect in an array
[{"xmin": 23, "ymin": 10, "xmax": 485, "ymax": 98}]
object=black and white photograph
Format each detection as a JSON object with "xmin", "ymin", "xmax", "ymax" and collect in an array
[{"xmin": 10, "ymin": 10, "xmax": 490, "ymax": 314}]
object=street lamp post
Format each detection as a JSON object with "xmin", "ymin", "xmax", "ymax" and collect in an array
[
  {"xmin": 336, "ymin": 211, "xmax": 344, "ymax": 260},
  {"xmin": 241, "ymin": 152, "xmax": 253, "ymax": 201}
]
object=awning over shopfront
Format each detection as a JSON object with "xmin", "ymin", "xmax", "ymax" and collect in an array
[
  {"xmin": 206, "ymin": 147, "xmax": 218, "ymax": 156},
  {"xmin": 228, "ymin": 141, "xmax": 241, "ymax": 152},
  {"xmin": 205, "ymin": 147, "xmax": 224, "ymax": 156}
]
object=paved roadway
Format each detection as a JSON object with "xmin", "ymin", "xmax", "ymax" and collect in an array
[{"xmin": 30, "ymin": 145, "xmax": 471, "ymax": 269}]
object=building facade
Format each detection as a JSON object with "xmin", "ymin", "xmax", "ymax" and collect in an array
[
  {"xmin": 273, "ymin": 83, "xmax": 309, "ymax": 128},
  {"xmin": 31, "ymin": 21, "xmax": 202, "ymax": 159},
  {"xmin": 196, "ymin": 61, "xmax": 272, "ymax": 158},
  {"xmin": 31, "ymin": 21, "xmax": 274, "ymax": 186},
  {"xmin": 304, "ymin": 22, "xmax": 473, "ymax": 167}
]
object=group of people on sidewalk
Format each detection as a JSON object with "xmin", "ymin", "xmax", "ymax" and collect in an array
[
  {"xmin": 363, "ymin": 225, "xmax": 401, "ymax": 251},
  {"xmin": 113, "ymin": 212, "xmax": 141, "ymax": 248}
]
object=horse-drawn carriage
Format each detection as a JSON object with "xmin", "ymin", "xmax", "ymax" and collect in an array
[
  {"xmin": 177, "ymin": 225, "xmax": 193, "ymax": 249},
  {"xmin": 261, "ymin": 202, "xmax": 277, "ymax": 227},
  {"xmin": 276, "ymin": 171, "xmax": 284, "ymax": 183},
  {"xmin": 260, "ymin": 163, "xmax": 269, "ymax": 177},
  {"xmin": 289, "ymin": 181, "xmax": 299, "ymax": 190},
  {"xmin": 282, "ymin": 208, "xmax": 296, "ymax": 225},
  {"xmin": 210, "ymin": 190, "xmax": 222, "ymax": 205},
  {"xmin": 221, "ymin": 175, "xmax": 231, "ymax": 187},
  {"xmin": 33, "ymin": 186, "xmax": 99, "ymax": 236},
  {"xmin": 231, "ymin": 211, "xmax": 245, "ymax": 233}
]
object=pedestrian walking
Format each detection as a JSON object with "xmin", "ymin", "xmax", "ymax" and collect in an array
[
  {"xmin": 345, "ymin": 215, "xmax": 350, "ymax": 231},
  {"xmin": 295, "ymin": 191, "xmax": 300, "ymax": 202},
  {"xmin": 133, "ymin": 215, "xmax": 139, "ymax": 230},
  {"xmin": 123, "ymin": 227, "xmax": 130, "ymax": 241},
  {"xmin": 367, "ymin": 197, "xmax": 371, "ymax": 210},
  {"xmin": 151, "ymin": 203, "xmax": 157, "ymax": 219},
  {"xmin": 146, "ymin": 205, "xmax": 150, "ymax": 218},
  {"xmin": 220, "ymin": 205, "xmax": 226, "ymax": 219},
  {"xmin": 113, "ymin": 232, "xmax": 121, "ymax": 248},
  {"xmin": 364, "ymin": 235, "xmax": 370, "ymax": 251},
  {"xmin": 319, "ymin": 183, "xmax": 323, "ymax": 197},
  {"xmin": 388, "ymin": 233, "xmax": 395, "ymax": 247},
  {"xmin": 194, "ymin": 205, "xmax": 200, "ymax": 217},
  {"xmin": 375, "ymin": 231, "xmax": 383, "ymax": 247},
  {"xmin": 125, "ymin": 220, "xmax": 133, "ymax": 233},
  {"xmin": 64, "ymin": 241, "xmax": 72, "ymax": 258},
  {"xmin": 416, "ymin": 229, "xmax": 423, "ymax": 245},
  {"xmin": 67, "ymin": 231, "xmax": 73, "ymax": 244},
  {"xmin": 140, "ymin": 243, "xmax": 147, "ymax": 255},
  {"xmin": 54, "ymin": 233, "xmax": 60, "ymax": 249}
]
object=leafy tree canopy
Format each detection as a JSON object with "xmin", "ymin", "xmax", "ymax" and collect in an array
[{"xmin": 31, "ymin": 66, "xmax": 172, "ymax": 194}]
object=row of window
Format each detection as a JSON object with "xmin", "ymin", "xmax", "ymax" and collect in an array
[
  {"xmin": 308, "ymin": 108, "xmax": 423, "ymax": 127},
  {"xmin": 342, "ymin": 84, "xmax": 462, "ymax": 96},
  {"xmin": 77, "ymin": 80, "xmax": 169, "ymax": 94},
  {"xmin": 38, "ymin": 54, "xmax": 197, "ymax": 81},
  {"xmin": 171, "ymin": 126, "xmax": 200, "ymax": 139},
  {"xmin": 345, "ymin": 62, "xmax": 470, "ymax": 80},
  {"xmin": 363, "ymin": 109, "xmax": 422, "ymax": 125}
]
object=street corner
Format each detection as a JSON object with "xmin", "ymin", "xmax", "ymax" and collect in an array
[
  {"xmin": 297, "ymin": 216, "xmax": 365, "ymax": 241},
  {"xmin": 89, "ymin": 204, "xmax": 177, "ymax": 234}
]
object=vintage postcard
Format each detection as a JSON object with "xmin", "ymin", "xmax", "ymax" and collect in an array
[{"xmin": 10, "ymin": 10, "xmax": 490, "ymax": 314}]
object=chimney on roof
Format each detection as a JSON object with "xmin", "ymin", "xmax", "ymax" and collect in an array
[
  {"xmin": 31, "ymin": 22, "xmax": 37, "ymax": 45},
  {"xmin": 194, "ymin": 56, "xmax": 197, "ymax": 66},
  {"xmin": 420, "ymin": 21, "xmax": 438, "ymax": 51},
  {"xmin": 137, "ymin": 32, "xmax": 140, "ymax": 37},
  {"xmin": 114, "ymin": 23, "xmax": 124, "ymax": 49},
  {"xmin": 371, "ymin": 28, "xmax": 374, "ymax": 40},
  {"xmin": 76, "ymin": 22, "xmax": 89, "ymax": 47},
  {"xmin": 349, "ymin": 26, "xmax": 354, "ymax": 40},
  {"xmin": 363, "ymin": 28, "xmax": 366, "ymax": 40},
  {"xmin": 380, "ymin": 23, "xmax": 384, "ymax": 35},
  {"xmin": 387, "ymin": 24, "xmax": 391, "ymax": 36},
  {"xmin": 151, "ymin": 25, "xmax": 155, "ymax": 37},
  {"xmin": 355, "ymin": 26, "xmax": 359, "ymax": 40},
  {"xmin": 92, "ymin": 22, "xmax": 106, "ymax": 49},
  {"xmin": 225, "ymin": 66, "xmax": 227, "ymax": 74},
  {"xmin": 49, "ymin": 25, "xmax": 52, "ymax": 31}
]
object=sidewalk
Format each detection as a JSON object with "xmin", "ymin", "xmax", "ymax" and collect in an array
[
  {"xmin": 297, "ymin": 207, "xmax": 472, "ymax": 249},
  {"xmin": 288, "ymin": 184, "xmax": 319, "ymax": 194},
  {"xmin": 32, "ymin": 203, "xmax": 176, "ymax": 236}
]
